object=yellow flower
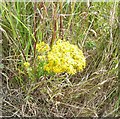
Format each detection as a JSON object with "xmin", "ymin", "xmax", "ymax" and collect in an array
[
  {"xmin": 24, "ymin": 62, "xmax": 30, "ymax": 68},
  {"xmin": 67, "ymin": 66, "xmax": 76, "ymax": 75},
  {"xmin": 36, "ymin": 41, "xmax": 50, "ymax": 53},
  {"xmin": 38, "ymin": 55, "xmax": 46, "ymax": 61},
  {"xmin": 36, "ymin": 39, "xmax": 86, "ymax": 75},
  {"xmin": 43, "ymin": 39, "xmax": 86, "ymax": 75},
  {"xmin": 53, "ymin": 66, "xmax": 62, "ymax": 73}
]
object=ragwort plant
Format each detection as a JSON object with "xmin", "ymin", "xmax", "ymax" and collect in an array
[
  {"xmin": 24, "ymin": 39, "xmax": 86, "ymax": 79},
  {"xmin": 44, "ymin": 39, "xmax": 86, "ymax": 75}
]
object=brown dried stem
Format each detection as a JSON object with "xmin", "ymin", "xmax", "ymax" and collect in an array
[
  {"xmin": 50, "ymin": 3, "xmax": 57, "ymax": 47},
  {"xmin": 33, "ymin": 2, "xmax": 37, "ymax": 59},
  {"xmin": 59, "ymin": 2, "xmax": 63, "ymax": 40}
]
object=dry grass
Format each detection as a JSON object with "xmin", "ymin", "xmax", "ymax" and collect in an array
[{"xmin": 1, "ymin": 2, "xmax": 120, "ymax": 117}]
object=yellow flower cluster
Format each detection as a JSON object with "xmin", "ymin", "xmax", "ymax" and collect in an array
[
  {"xmin": 36, "ymin": 42, "xmax": 50, "ymax": 54},
  {"xmin": 38, "ymin": 55, "xmax": 46, "ymax": 61},
  {"xmin": 36, "ymin": 41, "xmax": 50, "ymax": 61},
  {"xmin": 41, "ymin": 39, "xmax": 86, "ymax": 75},
  {"xmin": 24, "ymin": 62, "xmax": 30, "ymax": 68}
]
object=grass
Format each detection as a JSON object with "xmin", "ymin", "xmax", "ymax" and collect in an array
[{"xmin": 1, "ymin": 1, "xmax": 120, "ymax": 117}]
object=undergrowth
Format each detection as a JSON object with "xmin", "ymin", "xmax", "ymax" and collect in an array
[{"xmin": 1, "ymin": 1, "xmax": 120, "ymax": 117}]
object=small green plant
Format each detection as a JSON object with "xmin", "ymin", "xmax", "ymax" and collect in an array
[{"xmin": 85, "ymin": 40, "xmax": 96, "ymax": 50}]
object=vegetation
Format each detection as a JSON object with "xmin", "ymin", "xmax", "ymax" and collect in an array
[{"xmin": 1, "ymin": 1, "xmax": 120, "ymax": 117}]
